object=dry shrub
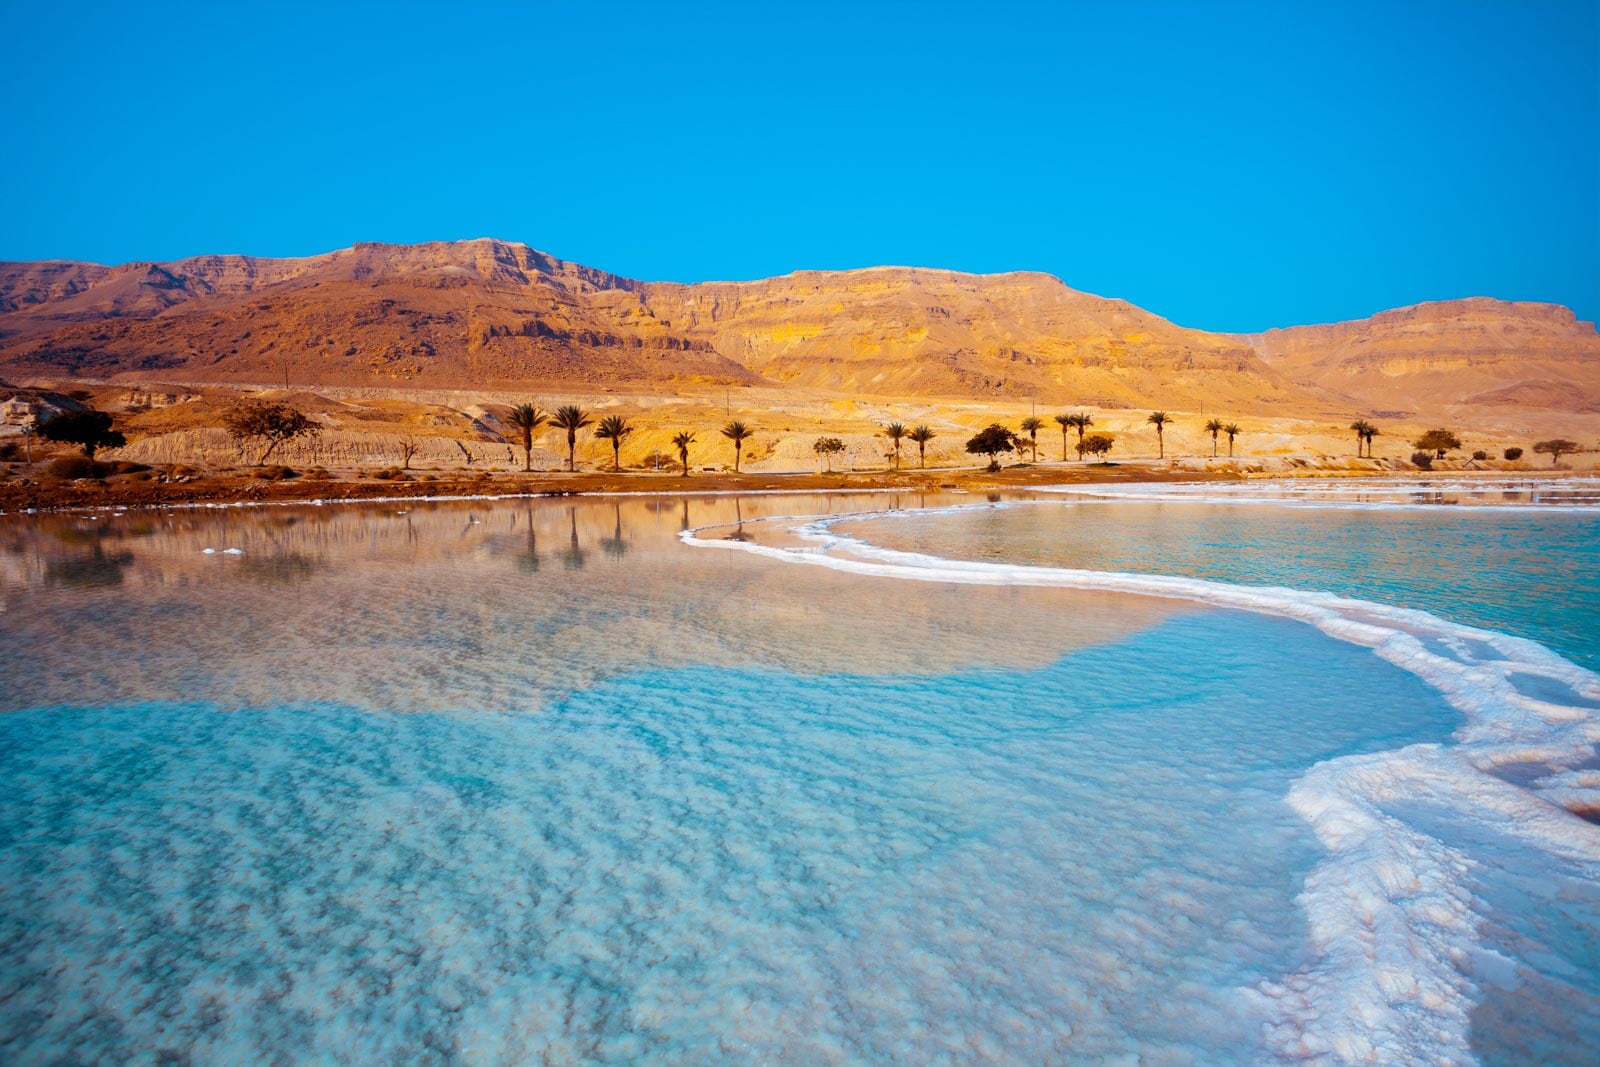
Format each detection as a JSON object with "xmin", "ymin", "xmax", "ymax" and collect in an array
[{"xmin": 46, "ymin": 456, "xmax": 105, "ymax": 480}]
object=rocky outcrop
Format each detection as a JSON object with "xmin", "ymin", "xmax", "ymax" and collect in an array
[
  {"xmin": 0, "ymin": 240, "xmax": 1323, "ymax": 411},
  {"xmin": 2, "ymin": 242, "xmax": 1596, "ymax": 421},
  {"xmin": 1237, "ymin": 298, "xmax": 1600, "ymax": 416}
]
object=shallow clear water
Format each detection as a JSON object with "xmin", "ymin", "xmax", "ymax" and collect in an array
[
  {"xmin": 846, "ymin": 492, "xmax": 1600, "ymax": 669},
  {"xmin": 2, "ymin": 488, "xmax": 1597, "ymax": 1063}
]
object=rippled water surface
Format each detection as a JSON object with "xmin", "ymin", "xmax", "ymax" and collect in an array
[
  {"xmin": 847, "ymin": 488, "xmax": 1600, "ymax": 669},
  {"xmin": 2, "ymin": 488, "xmax": 1597, "ymax": 1064}
]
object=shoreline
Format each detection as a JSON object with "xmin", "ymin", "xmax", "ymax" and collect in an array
[
  {"xmin": 3, "ymin": 459, "xmax": 1582, "ymax": 516},
  {"xmin": 0, "ymin": 462, "xmax": 1237, "ymax": 514}
]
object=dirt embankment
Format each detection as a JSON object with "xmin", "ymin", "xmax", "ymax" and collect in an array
[{"xmin": 0, "ymin": 462, "xmax": 1241, "ymax": 513}]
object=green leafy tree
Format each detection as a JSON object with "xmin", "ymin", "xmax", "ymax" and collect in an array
[
  {"xmin": 1020, "ymin": 416, "xmax": 1042, "ymax": 462},
  {"xmin": 221, "ymin": 401, "xmax": 319, "ymax": 465},
  {"xmin": 1414, "ymin": 428, "xmax": 1462, "ymax": 459},
  {"xmin": 1534, "ymin": 439, "xmax": 1580, "ymax": 466},
  {"xmin": 1223, "ymin": 423, "xmax": 1241, "ymax": 457},
  {"xmin": 36, "ymin": 409, "xmax": 126, "ymax": 460},
  {"xmin": 908, "ymin": 425, "xmax": 935, "ymax": 468},
  {"xmin": 813, "ymin": 436, "xmax": 845, "ymax": 472},
  {"xmin": 721, "ymin": 420, "xmax": 754, "ymax": 472},
  {"xmin": 551, "ymin": 405, "xmax": 593, "ymax": 471},
  {"xmin": 506, "ymin": 403, "xmax": 547, "ymax": 471},
  {"xmin": 965, "ymin": 424, "xmax": 1018, "ymax": 470},
  {"xmin": 672, "ymin": 430, "xmax": 695, "ymax": 476},
  {"xmin": 882, "ymin": 421, "xmax": 907, "ymax": 469},
  {"xmin": 594, "ymin": 415, "xmax": 633, "ymax": 471},
  {"xmin": 1146, "ymin": 411, "xmax": 1171, "ymax": 459},
  {"xmin": 1205, "ymin": 418, "xmax": 1225, "ymax": 458},
  {"xmin": 1081, "ymin": 432, "xmax": 1115, "ymax": 461}
]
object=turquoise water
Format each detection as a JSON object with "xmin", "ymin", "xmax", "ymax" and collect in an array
[
  {"xmin": 2, "ymin": 489, "xmax": 1597, "ymax": 1063},
  {"xmin": 846, "ymin": 495, "xmax": 1600, "ymax": 669}
]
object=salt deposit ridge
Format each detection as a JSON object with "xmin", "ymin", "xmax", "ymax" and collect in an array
[{"xmin": 683, "ymin": 489, "xmax": 1600, "ymax": 1064}]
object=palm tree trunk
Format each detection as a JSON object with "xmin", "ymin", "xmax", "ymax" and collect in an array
[
  {"xmin": 734, "ymin": 443, "xmax": 741, "ymax": 473},
  {"xmin": 920, "ymin": 443, "xmax": 926, "ymax": 468},
  {"xmin": 567, "ymin": 431, "xmax": 576, "ymax": 472}
]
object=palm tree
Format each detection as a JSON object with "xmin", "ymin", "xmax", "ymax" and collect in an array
[
  {"xmin": 1062, "ymin": 412, "xmax": 1094, "ymax": 459},
  {"xmin": 1350, "ymin": 419, "xmax": 1375, "ymax": 458},
  {"xmin": 1363, "ymin": 423, "xmax": 1380, "ymax": 458},
  {"xmin": 1147, "ymin": 411, "xmax": 1171, "ymax": 459},
  {"xmin": 671, "ymin": 430, "xmax": 694, "ymax": 477},
  {"xmin": 1223, "ymin": 423, "xmax": 1241, "ymax": 457},
  {"xmin": 551, "ymin": 405, "xmax": 592, "ymax": 471},
  {"xmin": 1020, "ymin": 416, "xmax": 1042, "ymax": 462},
  {"xmin": 506, "ymin": 403, "xmax": 547, "ymax": 471},
  {"xmin": 908, "ymin": 425, "xmax": 935, "ymax": 468},
  {"xmin": 1204, "ymin": 417, "xmax": 1224, "ymax": 458},
  {"xmin": 721, "ymin": 420, "xmax": 753, "ymax": 472},
  {"xmin": 882, "ymin": 421, "xmax": 907, "ymax": 469},
  {"xmin": 594, "ymin": 415, "xmax": 632, "ymax": 471},
  {"xmin": 1053, "ymin": 413, "xmax": 1072, "ymax": 461}
]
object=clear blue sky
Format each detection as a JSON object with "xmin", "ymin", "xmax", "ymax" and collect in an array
[{"xmin": 2, "ymin": 1, "xmax": 1595, "ymax": 331}]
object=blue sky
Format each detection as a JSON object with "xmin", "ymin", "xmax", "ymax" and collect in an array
[{"xmin": 2, "ymin": 1, "xmax": 1595, "ymax": 331}]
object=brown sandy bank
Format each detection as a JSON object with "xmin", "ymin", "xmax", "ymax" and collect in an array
[{"xmin": 0, "ymin": 461, "xmax": 1249, "ymax": 513}]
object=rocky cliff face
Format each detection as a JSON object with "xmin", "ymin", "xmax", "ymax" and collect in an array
[
  {"xmin": 0, "ymin": 241, "xmax": 759, "ymax": 391},
  {"xmin": 2, "ymin": 241, "xmax": 1595, "ymax": 421},
  {"xmin": 0, "ymin": 240, "xmax": 1322, "ymax": 411},
  {"xmin": 1238, "ymin": 298, "xmax": 1600, "ymax": 416}
]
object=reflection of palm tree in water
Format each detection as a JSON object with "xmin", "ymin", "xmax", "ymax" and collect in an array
[
  {"xmin": 46, "ymin": 544, "xmax": 135, "ymax": 588},
  {"xmin": 562, "ymin": 507, "xmax": 586, "ymax": 570},
  {"xmin": 517, "ymin": 508, "xmax": 539, "ymax": 573},
  {"xmin": 724, "ymin": 498, "xmax": 751, "ymax": 542},
  {"xmin": 680, "ymin": 500, "xmax": 691, "ymax": 532},
  {"xmin": 600, "ymin": 504, "xmax": 629, "ymax": 560}
]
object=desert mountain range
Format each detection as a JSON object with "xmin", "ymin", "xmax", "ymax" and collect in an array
[{"xmin": 1, "ymin": 239, "xmax": 1597, "ymax": 425}]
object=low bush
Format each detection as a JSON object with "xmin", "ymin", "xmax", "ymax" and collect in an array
[
  {"xmin": 110, "ymin": 460, "xmax": 150, "ymax": 474},
  {"xmin": 1411, "ymin": 451, "xmax": 1434, "ymax": 470},
  {"xmin": 1471, "ymin": 450, "xmax": 1488, "ymax": 461},
  {"xmin": 46, "ymin": 456, "xmax": 105, "ymax": 480},
  {"xmin": 304, "ymin": 467, "xmax": 331, "ymax": 481},
  {"xmin": 249, "ymin": 465, "xmax": 299, "ymax": 481},
  {"xmin": 1504, "ymin": 447, "xmax": 1523, "ymax": 461}
]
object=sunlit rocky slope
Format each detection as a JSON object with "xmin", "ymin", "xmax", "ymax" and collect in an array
[
  {"xmin": 2, "ymin": 240, "xmax": 1596, "ymax": 424},
  {"xmin": 1237, "ymin": 298, "xmax": 1600, "ymax": 418}
]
